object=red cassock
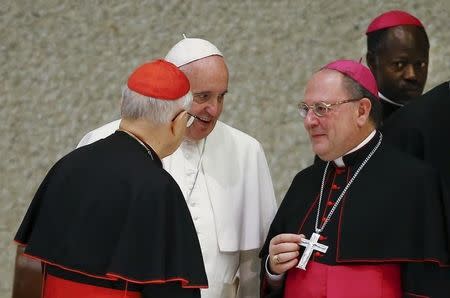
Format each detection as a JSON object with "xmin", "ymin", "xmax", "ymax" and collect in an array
[
  {"xmin": 284, "ymin": 262, "xmax": 401, "ymax": 298},
  {"xmin": 44, "ymin": 275, "xmax": 141, "ymax": 298}
]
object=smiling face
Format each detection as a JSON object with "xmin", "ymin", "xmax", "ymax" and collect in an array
[
  {"xmin": 303, "ymin": 70, "xmax": 368, "ymax": 161},
  {"xmin": 180, "ymin": 55, "xmax": 229, "ymax": 141},
  {"xmin": 368, "ymin": 25, "xmax": 429, "ymax": 104}
]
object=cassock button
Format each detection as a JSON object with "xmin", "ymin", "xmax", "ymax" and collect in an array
[
  {"xmin": 314, "ymin": 252, "xmax": 322, "ymax": 257},
  {"xmin": 319, "ymin": 235, "xmax": 327, "ymax": 241},
  {"xmin": 327, "ymin": 201, "xmax": 334, "ymax": 206},
  {"xmin": 321, "ymin": 217, "xmax": 327, "ymax": 223},
  {"xmin": 336, "ymin": 168, "xmax": 346, "ymax": 175},
  {"xmin": 331, "ymin": 184, "xmax": 340, "ymax": 190}
]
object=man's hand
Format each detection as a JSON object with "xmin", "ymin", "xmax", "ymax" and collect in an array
[{"xmin": 268, "ymin": 233, "xmax": 304, "ymax": 275}]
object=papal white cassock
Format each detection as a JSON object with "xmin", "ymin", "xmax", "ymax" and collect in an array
[{"xmin": 77, "ymin": 119, "xmax": 278, "ymax": 298}]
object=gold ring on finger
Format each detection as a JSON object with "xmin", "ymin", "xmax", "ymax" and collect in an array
[{"xmin": 273, "ymin": 254, "xmax": 280, "ymax": 264}]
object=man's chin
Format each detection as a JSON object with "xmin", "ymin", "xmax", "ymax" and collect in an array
[
  {"xmin": 395, "ymin": 89, "xmax": 424, "ymax": 105},
  {"xmin": 312, "ymin": 148, "xmax": 326, "ymax": 159},
  {"xmin": 315, "ymin": 155, "xmax": 337, "ymax": 163},
  {"xmin": 312, "ymin": 145, "xmax": 334, "ymax": 161}
]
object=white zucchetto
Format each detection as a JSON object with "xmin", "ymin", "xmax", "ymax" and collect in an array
[{"xmin": 165, "ymin": 36, "xmax": 223, "ymax": 67}]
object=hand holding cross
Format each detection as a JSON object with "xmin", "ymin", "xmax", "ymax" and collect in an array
[{"xmin": 268, "ymin": 233, "xmax": 304, "ymax": 275}]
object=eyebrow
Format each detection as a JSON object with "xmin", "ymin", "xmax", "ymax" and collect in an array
[{"xmin": 193, "ymin": 90, "xmax": 228, "ymax": 96}]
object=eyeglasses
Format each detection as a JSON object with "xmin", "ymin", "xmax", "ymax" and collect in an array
[{"xmin": 297, "ymin": 98, "xmax": 361, "ymax": 118}]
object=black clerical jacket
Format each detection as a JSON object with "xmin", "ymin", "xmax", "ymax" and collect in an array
[
  {"xmin": 381, "ymin": 98, "xmax": 402, "ymax": 123},
  {"xmin": 384, "ymin": 81, "xmax": 450, "ymax": 205},
  {"xmin": 15, "ymin": 131, "xmax": 207, "ymax": 297},
  {"xmin": 260, "ymin": 131, "xmax": 450, "ymax": 297},
  {"xmin": 383, "ymin": 81, "xmax": 450, "ymax": 298}
]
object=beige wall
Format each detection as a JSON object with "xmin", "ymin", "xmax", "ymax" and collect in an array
[{"xmin": 1, "ymin": 0, "xmax": 448, "ymax": 296}]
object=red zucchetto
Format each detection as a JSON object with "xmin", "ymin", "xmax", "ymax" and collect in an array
[
  {"xmin": 366, "ymin": 10, "xmax": 424, "ymax": 34},
  {"xmin": 127, "ymin": 59, "xmax": 190, "ymax": 100},
  {"xmin": 323, "ymin": 59, "xmax": 379, "ymax": 99}
]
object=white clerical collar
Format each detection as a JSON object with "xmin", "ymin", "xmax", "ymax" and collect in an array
[
  {"xmin": 379, "ymin": 92, "xmax": 403, "ymax": 107},
  {"xmin": 333, "ymin": 130, "xmax": 377, "ymax": 167}
]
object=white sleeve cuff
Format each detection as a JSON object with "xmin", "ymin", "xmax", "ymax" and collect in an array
[{"xmin": 265, "ymin": 255, "xmax": 285, "ymax": 282}]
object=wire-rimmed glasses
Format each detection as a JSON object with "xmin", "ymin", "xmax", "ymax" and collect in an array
[{"xmin": 298, "ymin": 98, "xmax": 362, "ymax": 118}]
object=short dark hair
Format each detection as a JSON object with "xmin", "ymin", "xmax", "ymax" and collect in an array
[
  {"xmin": 342, "ymin": 75, "xmax": 382, "ymax": 128},
  {"xmin": 367, "ymin": 26, "xmax": 429, "ymax": 55}
]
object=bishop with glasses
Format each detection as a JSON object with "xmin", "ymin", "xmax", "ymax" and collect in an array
[{"xmin": 259, "ymin": 60, "xmax": 450, "ymax": 298}]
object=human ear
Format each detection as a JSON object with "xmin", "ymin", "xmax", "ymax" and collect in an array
[{"xmin": 356, "ymin": 98, "xmax": 371, "ymax": 126}]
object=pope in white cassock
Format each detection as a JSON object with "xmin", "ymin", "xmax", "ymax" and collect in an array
[{"xmin": 77, "ymin": 37, "xmax": 278, "ymax": 298}]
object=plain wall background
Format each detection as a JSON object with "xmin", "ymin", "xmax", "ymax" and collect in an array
[{"xmin": 1, "ymin": 0, "xmax": 449, "ymax": 296}]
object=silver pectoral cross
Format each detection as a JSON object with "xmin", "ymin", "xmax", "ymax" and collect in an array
[{"xmin": 296, "ymin": 232, "xmax": 328, "ymax": 270}]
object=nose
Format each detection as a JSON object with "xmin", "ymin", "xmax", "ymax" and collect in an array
[
  {"xmin": 403, "ymin": 64, "xmax": 417, "ymax": 81},
  {"xmin": 205, "ymin": 96, "xmax": 220, "ymax": 116},
  {"xmin": 303, "ymin": 109, "xmax": 319, "ymax": 129}
]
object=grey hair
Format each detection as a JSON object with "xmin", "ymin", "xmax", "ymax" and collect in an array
[
  {"xmin": 120, "ymin": 86, "xmax": 192, "ymax": 124},
  {"xmin": 342, "ymin": 75, "xmax": 382, "ymax": 128}
]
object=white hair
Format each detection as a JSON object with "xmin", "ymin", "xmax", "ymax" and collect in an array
[{"xmin": 120, "ymin": 86, "xmax": 192, "ymax": 124}]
